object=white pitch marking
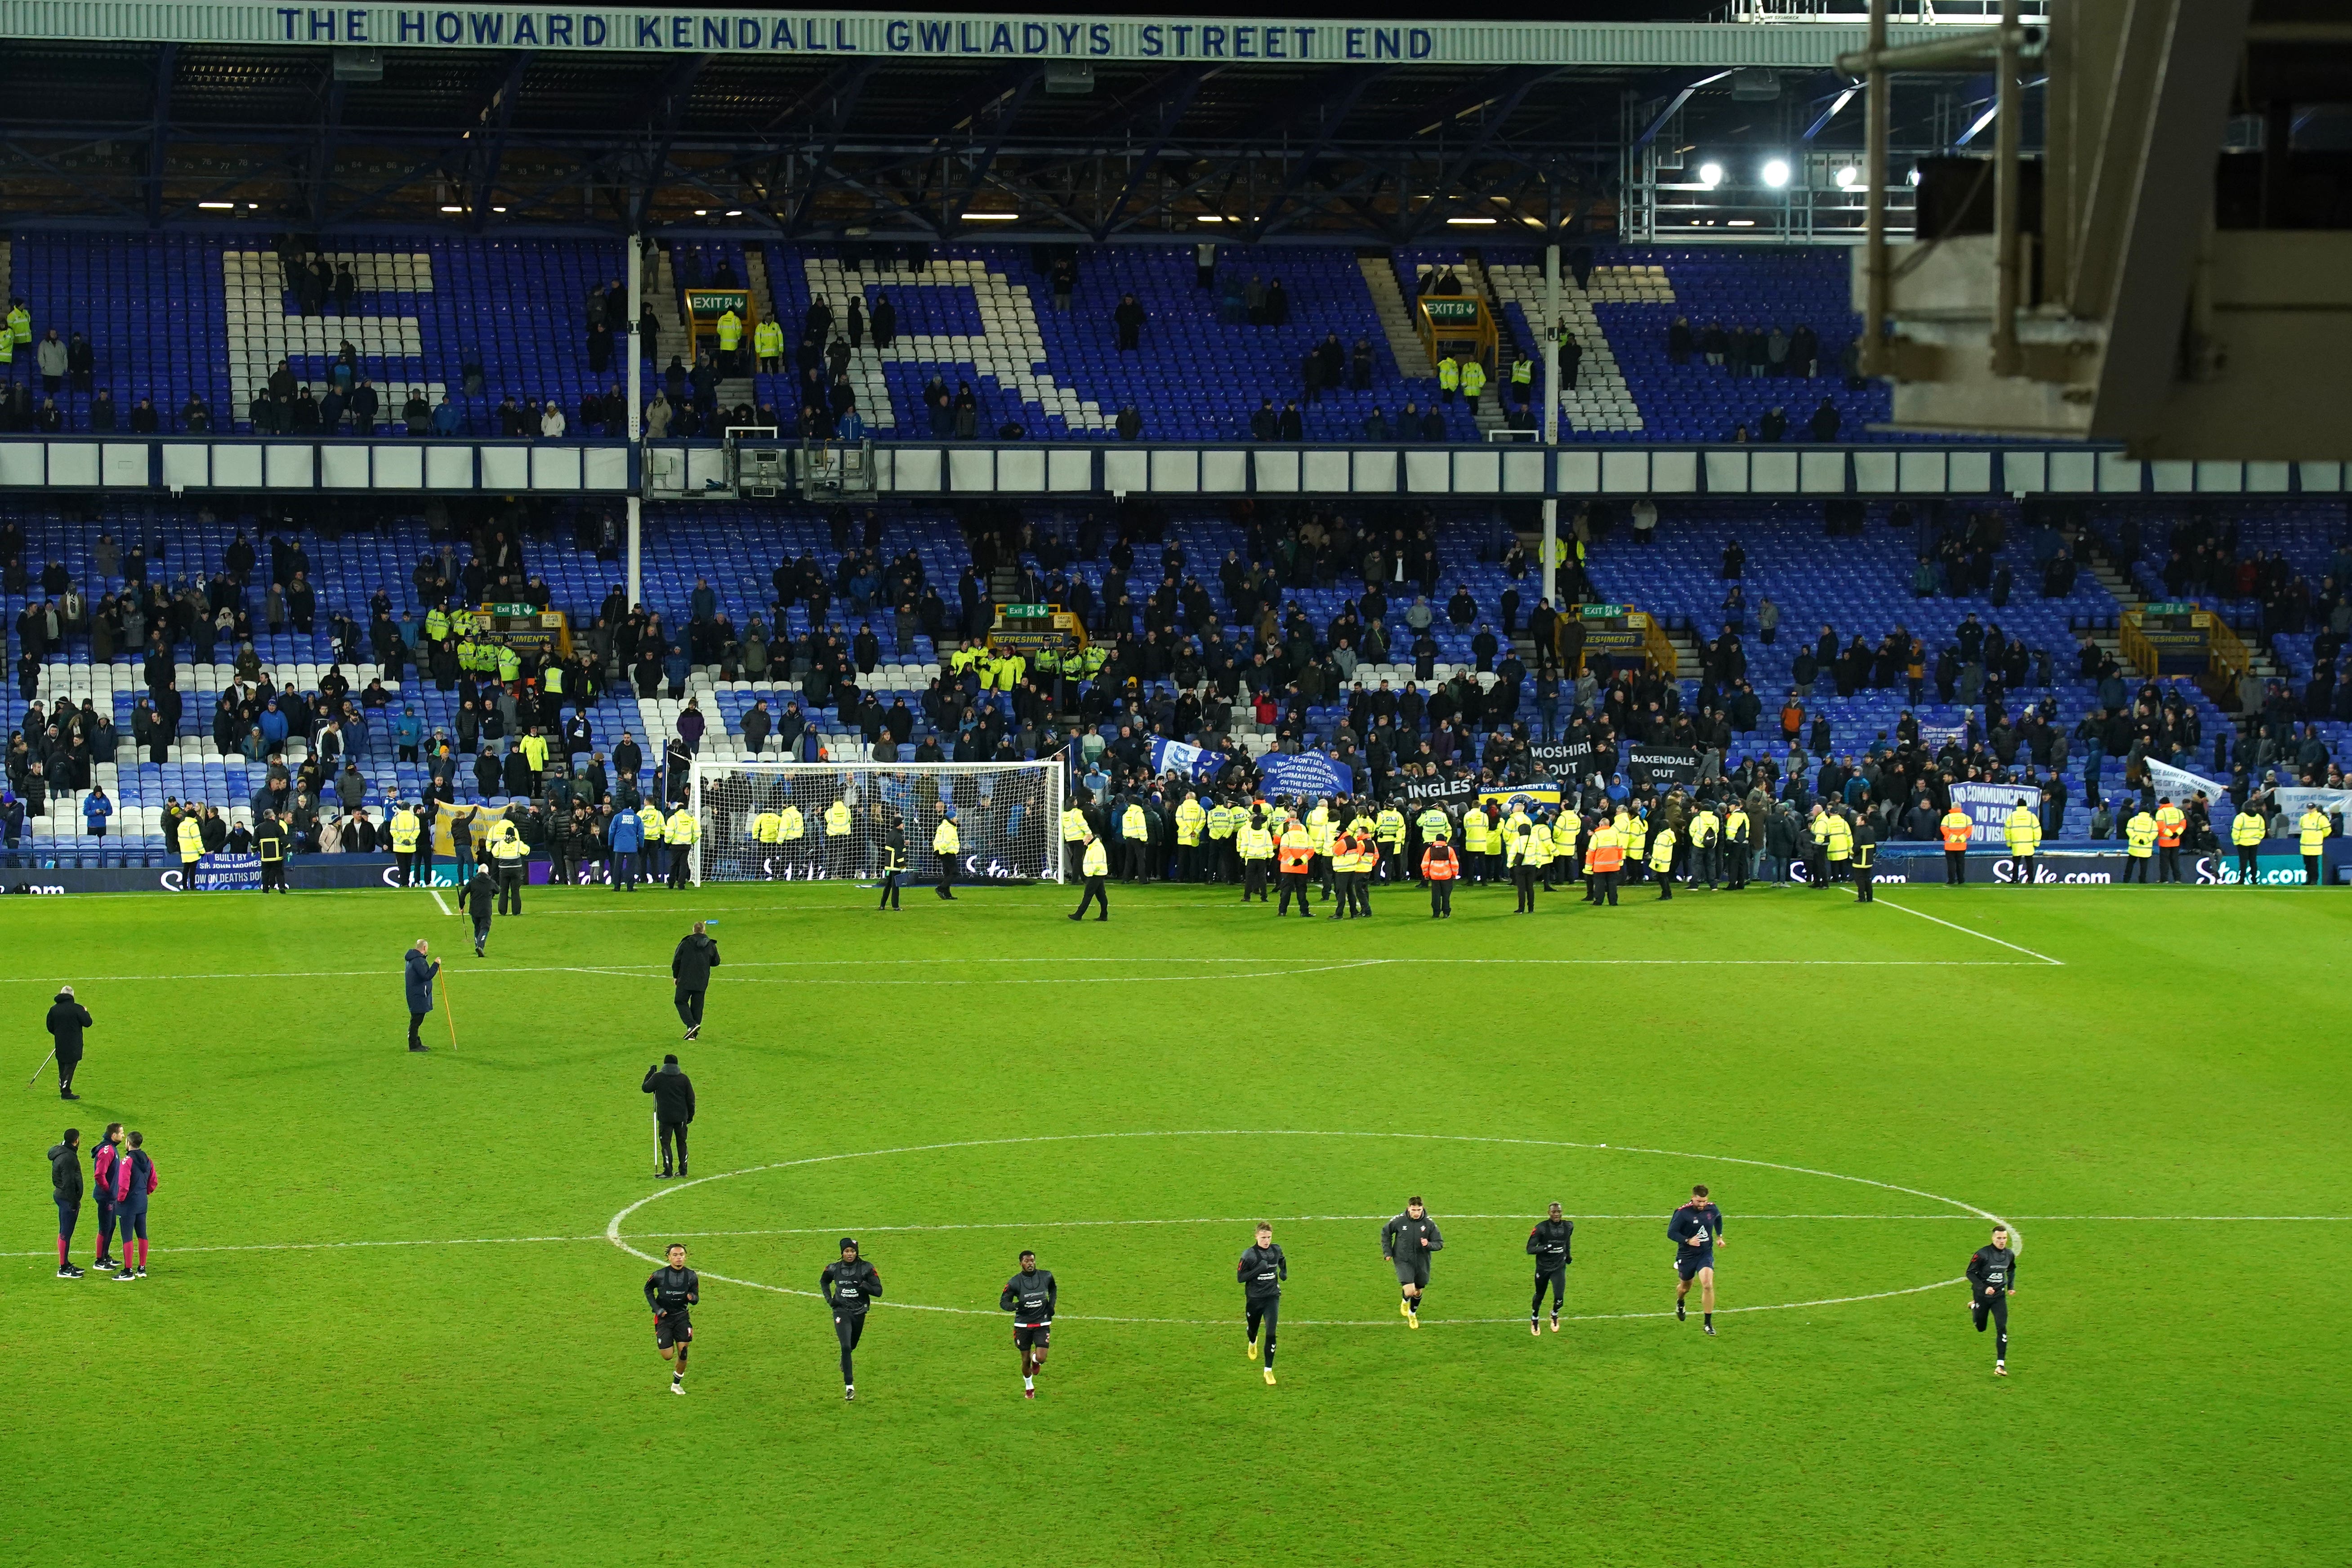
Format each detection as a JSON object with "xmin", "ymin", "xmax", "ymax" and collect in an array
[
  {"xmin": 603, "ymin": 1129, "xmax": 2032, "ymax": 1315},
  {"xmin": 0, "ymin": 955, "xmax": 2031, "ymax": 985},
  {"xmin": 431, "ymin": 889, "xmax": 454, "ymax": 917},
  {"xmin": 1874, "ymin": 899, "xmax": 2065, "ymax": 965},
  {"xmin": 9, "ymin": 1212, "xmax": 2334, "ymax": 1265}
]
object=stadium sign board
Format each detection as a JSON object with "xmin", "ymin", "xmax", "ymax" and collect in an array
[{"xmin": 0, "ymin": 4, "xmax": 1955, "ymax": 66}]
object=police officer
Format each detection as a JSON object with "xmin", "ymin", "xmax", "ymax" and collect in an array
[
  {"xmin": 878, "ymin": 811, "xmax": 906, "ymax": 910},
  {"xmin": 2299, "ymin": 801, "xmax": 2332, "ymax": 887},
  {"xmin": 1648, "ymin": 817, "xmax": 1678, "ymax": 900},
  {"xmin": 389, "ymin": 800, "xmax": 422, "ymax": 887},
  {"xmin": 256, "ymin": 809, "xmax": 289, "ymax": 894},
  {"xmin": 1174, "ymin": 789, "xmax": 1205, "ymax": 882},
  {"xmin": 1237, "ymin": 806, "xmax": 1274, "ymax": 902},
  {"xmin": 1060, "ymin": 798, "xmax": 1090, "ymax": 881},
  {"xmin": 933, "ymin": 805, "xmax": 961, "ymax": 898},
  {"xmin": 491, "ymin": 816, "xmax": 529, "ymax": 912},
  {"xmin": 1723, "ymin": 799, "xmax": 1751, "ymax": 890},
  {"xmin": 824, "ymin": 795, "xmax": 853, "ymax": 879},
  {"xmin": 1070, "ymin": 828, "xmax": 1110, "ymax": 921},
  {"xmin": 1374, "ymin": 801, "xmax": 1406, "ymax": 881},
  {"xmin": 666, "ymin": 804, "xmax": 699, "ymax": 889},
  {"xmin": 1850, "ymin": 808, "xmax": 1878, "ymax": 902},
  {"xmin": 2122, "ymin": 804, "xmax": 2156, "ymax": 883},
  {"xmin": 2230, "ymin": 799, "xmax": 2267, "ymax": 886},
  {"xmin": 1120, "ymin": 793, "xmax": 1151, "ymax": 882},
  {"xmin": 2002, "ymin": 800, "xmax": 2041, "ymax": 887},
  {"xmin": 175, "ymin": 809, "xmax": 205, "ymax": 889}
]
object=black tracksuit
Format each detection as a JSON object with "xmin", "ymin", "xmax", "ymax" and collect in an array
[
  {"xmin": 822, "ymin": 1258, "xmax": 883, "ymax": 1385},
  {"xmin": 49, "ymin": 1139, "xmax": 81, "ymax": 1246},
  {"xmin": 641, "ymin": 1063, "xmax": 696, "ymax": 1176},
  {"xmin": 1382, "ymin": 1211, "xmax": 1444, "ymax": 1293},
  {"xmin": 1238, "ymin": 1242, "xmax": 1286, "ymax": 1366},
  {"xmin": 644, "ymin": 1264, "xmax": 699, "ymax": 1349},
  {"xmin": 1526, "ymin": 1217, "xmax": 1574, "ymax": 1316},
  {"xmin": 1966, "ymin": 1243, "xmax": 2017, "ymax": 1362}
]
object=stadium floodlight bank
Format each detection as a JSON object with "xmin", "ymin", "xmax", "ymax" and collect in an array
[{"xmin": 689, "ymin": 759, "xmax": 1067, "ymax": 887}]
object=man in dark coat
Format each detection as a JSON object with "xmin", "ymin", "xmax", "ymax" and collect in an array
[
  {"xmin": 670, "ymin": 920, "xmax": 720, "ymax": 1041},
  {"xmin": 45, "ymin": 986, "xmax": 91, "ymax": 1100},
  {"xmin": 642, "ymin": 1054, "xmax": 696, "ymax": 1178},
  {"xmin": 460, "ymin": 866, "xmax": 496, "ymax": 956},
  {"xmin": 404, "ymin": 939, "xmax": 440, "ymax": 1052}
]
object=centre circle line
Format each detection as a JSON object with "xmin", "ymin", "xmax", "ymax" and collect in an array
[{"xmin": 603, "ymin": 1130, "xmax": 2017, "ymax": 1325}]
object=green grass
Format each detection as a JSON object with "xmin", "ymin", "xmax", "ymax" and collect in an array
[{"xmin": 4, "ymin": 876, "xmax": 2349, "ymax": 1566}]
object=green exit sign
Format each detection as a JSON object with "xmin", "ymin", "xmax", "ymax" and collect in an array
[
  {"xmin": 1579, "ymin": 603, "xmax": 1625, "ymax": 619},
  {"xmin": 1004, "ymin": 603, "xmax": 1050, "ymax": 618},
  {"xmin": 1424, "ymin": 299, "xmax": 1480, "ymax": 322}
]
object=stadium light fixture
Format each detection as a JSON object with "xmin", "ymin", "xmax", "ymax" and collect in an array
[
  {"xmin": 725, "ymin": 210, "xmax": 744, "ymax": 217},
  {"xmin": 1761, "ymin": 158, "xmax": 1792, "ymax": 189},
  {"xmin": 1835, "ymin": 165, "xmax": 1861, "ymax": 190},
  {"xmin": 198, "ymin": 201, "xmax": 234, "ymax": 210},
  {"xmin": 693, "ymin": 209, "xmax": 708, "ymax": 216},
  {"xmin": 962, "ymin": 212, "xmax": 1019, "ymax": 221},
  {"xmin": 1196, "ymin": 214, "xmax": 1224, "ymax": 223},
  {"xmin": 1446, "ymin": 216, "xmax": 1498, "ymax": 226},
  {"xmin": 1697, "ymin": 162, "xmax": 1724, "ymax": 188},
  {"xmin": 439, "ymin": 204, "xmax": 463, "ymax": 213},
  {"xmin": 1726, "ymin": 219, "xmax": 1758, "ymax": 227}
]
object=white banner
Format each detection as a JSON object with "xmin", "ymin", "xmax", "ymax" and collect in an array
[
  {"xmin": 2142, "ymin": 757, "xmax": 2229, "ymax": 806},
  {"xmin": 0, "ymin": 4, "xmax": 1960, "ymax": 64},
  {"xmin": 2276, "ymin": 787, "xmax": 2352, "ymax": 824}
]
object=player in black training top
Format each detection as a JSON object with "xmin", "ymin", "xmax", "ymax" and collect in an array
[
  {"xmin": 1000, "ymin": 1249, "xmax": 1058, "ymax": 1399},
  {"xmin": 644, "ymin": 1242, "xmax": 700, "ymax": 1394},
  {"xmin": 1965, "ymin": 1224, "xmax": 2019, "ymax": 1376},
  {"xmin": 820, "ymin": 1237, "xmax": 883, "ymax": 1401},
  {"xmin": 1237, "ymin": 1222, "xmax": 1286, "ymax": 1385},
  {"xmin": 1667, "ymin": 1184, "xmax": 1726, "ymax": 1335},
  {"xmin": 1526, "ymin": 1202, "xmax": 1575, "ymax": 1336},
  {"xmin": 1380, "ymin": 1196, "xmax": 1444, "ymax": 1328}
]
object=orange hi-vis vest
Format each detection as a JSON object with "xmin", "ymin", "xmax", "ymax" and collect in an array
[
  {"xmin": 1277, "ymin": 825, "xmax": 1313, "ymax": 875},
  {"xmin": 2155, "ymin": 806, "xmax": 2185, "ymax": 848},
  {"xmin": 1420, "ymin": 842, "xmax": 1457, "ymax": 880},
  {"xmin": 1584, "ymin": 830, "xmax": 1625, "ymax": 874},
  {"xmin": 1940, "ymin": 810, "xmax": 1972, "ymax": 852}
]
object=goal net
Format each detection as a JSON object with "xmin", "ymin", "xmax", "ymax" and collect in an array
[{"xmin": 687, "ymin": 759, "xmax": 1067, "ymax": 887}]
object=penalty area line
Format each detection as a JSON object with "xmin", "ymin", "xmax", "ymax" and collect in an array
[
  {"xmin": 1873, "ymin": 898, "xmax": 2065, "ymax": 965},
  {"xmin": 431, "ymin": 889, "xmax": 454, "ymax": 917}
]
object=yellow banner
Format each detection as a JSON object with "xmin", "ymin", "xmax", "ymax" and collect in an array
[{"xmin": 430, "ymin": 800, "xmax": 513, "ymax": 857}]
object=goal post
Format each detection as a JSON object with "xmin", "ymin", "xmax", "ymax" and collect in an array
[{"xmin": 687, "ymin": 758, "xmax": 1068, "ymax": 887}]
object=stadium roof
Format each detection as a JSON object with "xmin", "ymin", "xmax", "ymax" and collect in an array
[{"xmin": 0, "ymin": 2, "xmax": 2002, "ymax": 240}]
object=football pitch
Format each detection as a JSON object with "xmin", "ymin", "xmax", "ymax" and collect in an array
[{"xmin": 4, "ymin": 877, "xmax": 2348, "ymax": 1566}]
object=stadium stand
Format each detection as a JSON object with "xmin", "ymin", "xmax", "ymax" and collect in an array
[{"xmin": 8, "ymin": 233, "xmax": 1943, "ymax": 444}]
